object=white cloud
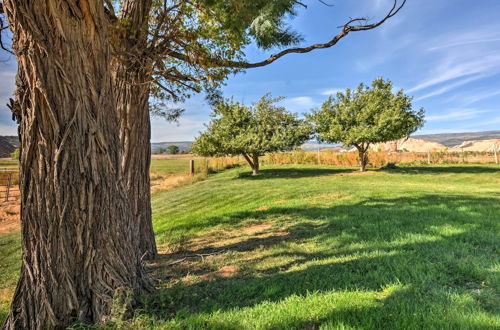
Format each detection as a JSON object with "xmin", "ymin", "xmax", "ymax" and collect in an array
[
  {"xmin": 413, "ymin": 75, "xmax": 486, "ymax": 101},
  {"xmin": 281, "ymin": 96, "xmax": 318, "ymax": 112},
  {"xmin": 416, "ymin": 127, "xmax": 481, "ymax": 135},
  {"xmin": 426, "ymin": 108, "xmax": 489, "ymax": 122},
  {"xmin": 456, "ymin": 89, "xmax": 500, "ymax": 106},
  {"xmin": 426, "ymin": 27, "xmax": 500, "ymax": 52},
  {"xmin": 472, "ymin": 116, "xmax": 500, "ymax": 127},
  {"xmin": 320, "ymin": 88, "xmax": 343, "ymax": 96},
  {"xmin": 428, "ymin": 37, "xmax": 500, "ymax": 52},
  {"xmin": 409, "ymin": 22, "xmax": 500, "ymax": 96},
  {"xmin": 408, "ymin": 54, "xmax": 500, "ymax": 94}
]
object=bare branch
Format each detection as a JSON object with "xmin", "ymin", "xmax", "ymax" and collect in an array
[
  {"xmin": 293, "ymin": 1, "xmax": 307, "ymax": 9},
  {"xmin": 317, "ymin": 0, "xmax": 335, "ymax": 7}
]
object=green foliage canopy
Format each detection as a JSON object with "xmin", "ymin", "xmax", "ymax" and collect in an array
[
  {"xmin": 167, "ymin": 145, "xmax": 180, "ymax": 155},
  {"xmin": 308, "ymin": 78, "xmax": 425, "ymax": 148},
  {"xmin": 113, "ymin": 0, "xmax": 307, "ymax": 110},
  {"xmin": 192, "ymin": 94, "xmax": 311, "ymax": 157},
  {"xmin": 10, "ymin": 148, "xmax": 19, "ymax": 160}
]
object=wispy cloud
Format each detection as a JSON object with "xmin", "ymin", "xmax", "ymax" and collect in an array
[
  {"xmin": 469, "ymin": 116, "xmax": 500, "ymax": 127},
  {"xmin": 451, "ymin": 89, "xmax": 500, "ymax": 106},
  {"xmin": 426, "ymin": 26, "xmax": 500, "ymax": 52},
  {"xmin": 408, "ymin": 54, "xmax": 500, "ymax": 94},
  {"xmin": 409, "ymin": 22, "xmax": 500, "ymax": 98},
  {"xmin": 282, "ymin": 96, "xmax": 318, "ymax": 112},
  {"xmin": 413, "ymin": 75, "xmax": 486, "ymax": 101},
  {"xmin": 428, "ymin": 37, "xmax": 500, "ymax": 52},
  {"xmin": 320, "ymin": 88, "xmax": 343, "ymax": 96},
  {"xmin": 426, "ymin": 108, "xmax": 489, "ymax": 122}
]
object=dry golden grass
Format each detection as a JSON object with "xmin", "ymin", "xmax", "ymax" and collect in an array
[
  {"xmin": 264, "ymin": 149, "xmax": 499, "ymax": 167},
  {"xmin": 0, "ymin": 202, "xmax": 20, "ymax": 234},
  {"xmin": 150, "ymin": 172, "xmax": 194, "ymax": 194}
]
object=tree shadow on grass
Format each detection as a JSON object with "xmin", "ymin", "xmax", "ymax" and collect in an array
[
  {"xmin": 144, "ymin": 194, "xmax": 500, "ymax": 329},
  {"xmin": 237, "ymin": 167, "xmax": 353, "ymax": 180},
  {"xmin": 380, "ymin": 165, "xmax": 500, "ymax": 175}
]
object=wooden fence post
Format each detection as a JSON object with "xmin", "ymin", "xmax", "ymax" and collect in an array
[
  {"xmin": 189, "ymin": 159, "xmax": 195, "ymax": 174},
  {"xmin": 427, "ymin": 151, "xmax": 431, "ymax": 164},
  {"xmin": 494, "ymin": 143, "xmax": 498, "ymax": 165},
  {"xmin": 5, "ymin": 172, "xmax": 12, "ymax": 202},
  {"xmin": 317, "ymin": 147, "xmax": 321, "ymax": 165}
]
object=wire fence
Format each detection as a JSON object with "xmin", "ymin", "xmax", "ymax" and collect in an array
[
  {"xmin": 263, "ymin": 149, "xmax": 500, "ymax": 168},
  {"xmin": 0, "ymin": 169, "xmax": 20, "ymax": 203}
]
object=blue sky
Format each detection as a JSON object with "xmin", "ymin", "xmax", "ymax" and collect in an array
[{"xmin": 1, "ymin": 0, "xmax": 499, "ymax": 141}]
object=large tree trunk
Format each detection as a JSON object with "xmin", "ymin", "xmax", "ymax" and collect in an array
[
  {"xmin": 113, "ymin": 0, "xmax": 157, "ymax": 259},
  {"xmin": 3, "ymin": 1, "xmax": 151, "ymax": 328},
  {"xmin": 252, "ymin": 153, "xmax": 260, "ymax": 176},
  {"xmin": 355, "ymin": 144, "xmax": 369, "ymax": 172}
]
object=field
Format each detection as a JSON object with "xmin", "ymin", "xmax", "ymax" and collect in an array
[
  {"xmin": 0, "ymin": 161, "xmax": 17, "ymax": 169},
  {"xmin": 1, "ymin": 163, "xmax": 499, "ymax": 328}
]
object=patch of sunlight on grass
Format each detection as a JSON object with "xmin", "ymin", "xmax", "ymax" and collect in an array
[
  {"xmin": 286, "ymin": 250, "xmax": 400, "ymax": 273},
  {"xmin": 145, "ymin": 287, "xmax": 405, "ymax": 330},
  {"xmin": 428, "ymin": 224, "xmax": 472, "ymax": 236}
]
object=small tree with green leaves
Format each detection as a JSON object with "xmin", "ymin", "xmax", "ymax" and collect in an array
[
  {"xmin": 167, "ymin": 145, "xmax": 180, "ymax": 155},
  {"xmin": 192, "ymin": 94, "xmax": 311, "ymax": 175},
  {"xmin": 10, "ymin": 148, "xmax": 20, "ymax": 160},
  {"xmin": 308, "ymin": 78, "xmax": 424, "ymax": 172}
]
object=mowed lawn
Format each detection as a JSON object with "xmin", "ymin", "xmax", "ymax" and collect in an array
[{"xmin": 1, "ymin": 164, "xmax": 500, "ymax": 328}]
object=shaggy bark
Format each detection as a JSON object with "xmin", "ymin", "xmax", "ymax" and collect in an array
[
  {"xmin": 2, "ymin": 1, "xmax": 151, "ymax": 328},
  {"xmin": 113, "ymin": 0, "xmax": 157, "ymax": 259}
]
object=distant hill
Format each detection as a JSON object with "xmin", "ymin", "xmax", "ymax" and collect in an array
[
  {"xmin": 414, "ymin": 130, "xmax": 500, "ymax": 147},
  {"xmin": 450, "ymin": 139, "xmax": 500, "ymax": 152},
  {"xmin": 373, "ymin": 138, "xmax": 447, "ymax": 152},
  {"xmin": 0, "ymin": 136, "xmax": 19, "ymax": 158},
  {"xmin": 300, "ymin": 141, "xmax": 340, "ymax": 151},
  {"xmin": 151, "ymin": 141, "xmax": 192, "ymax": 153},
  {"xmin": 147, "ymin": 130, "xmax": 500, "ymax": 154}
]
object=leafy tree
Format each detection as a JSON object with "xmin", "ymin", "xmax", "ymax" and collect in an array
[
  {"xmin": 308, "ymin": 78, "xmax": 424, "ymax": 172},
  {"xmin": 167, "ymin": 145, "xmax": 180, "ymax": 155},
  {"xmin": 10, "ymin": 148, "xmax": 19, "ymax": 160},
  {"xmin": 157, "ymin": 147, "xmax": 166, "ymax": 154},
  {"xmin": 192, "ymin": 94, "xmax": 311, "ymax": 175}
]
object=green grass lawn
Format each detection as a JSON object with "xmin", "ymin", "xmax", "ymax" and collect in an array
[{"xmin": 1, "ymin": 164, "xmax": 500, "ymax": 329}]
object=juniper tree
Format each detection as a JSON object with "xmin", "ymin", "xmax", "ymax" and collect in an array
[
  {"xmin": 308, "ymin": 78, "xmax": 424, "ymax": 172},
  {"xmin": 192, "ymin": 94, "xmax": 311, "ymax": 175}
]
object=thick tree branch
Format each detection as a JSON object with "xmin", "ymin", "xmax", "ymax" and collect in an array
[
  {"xmin": 242, "ymin": 153, "xmax": 255, "ymax": 169},
  {"xmin": 161, "ymin": 0, "xmax": 406, "ymax": 69}
]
